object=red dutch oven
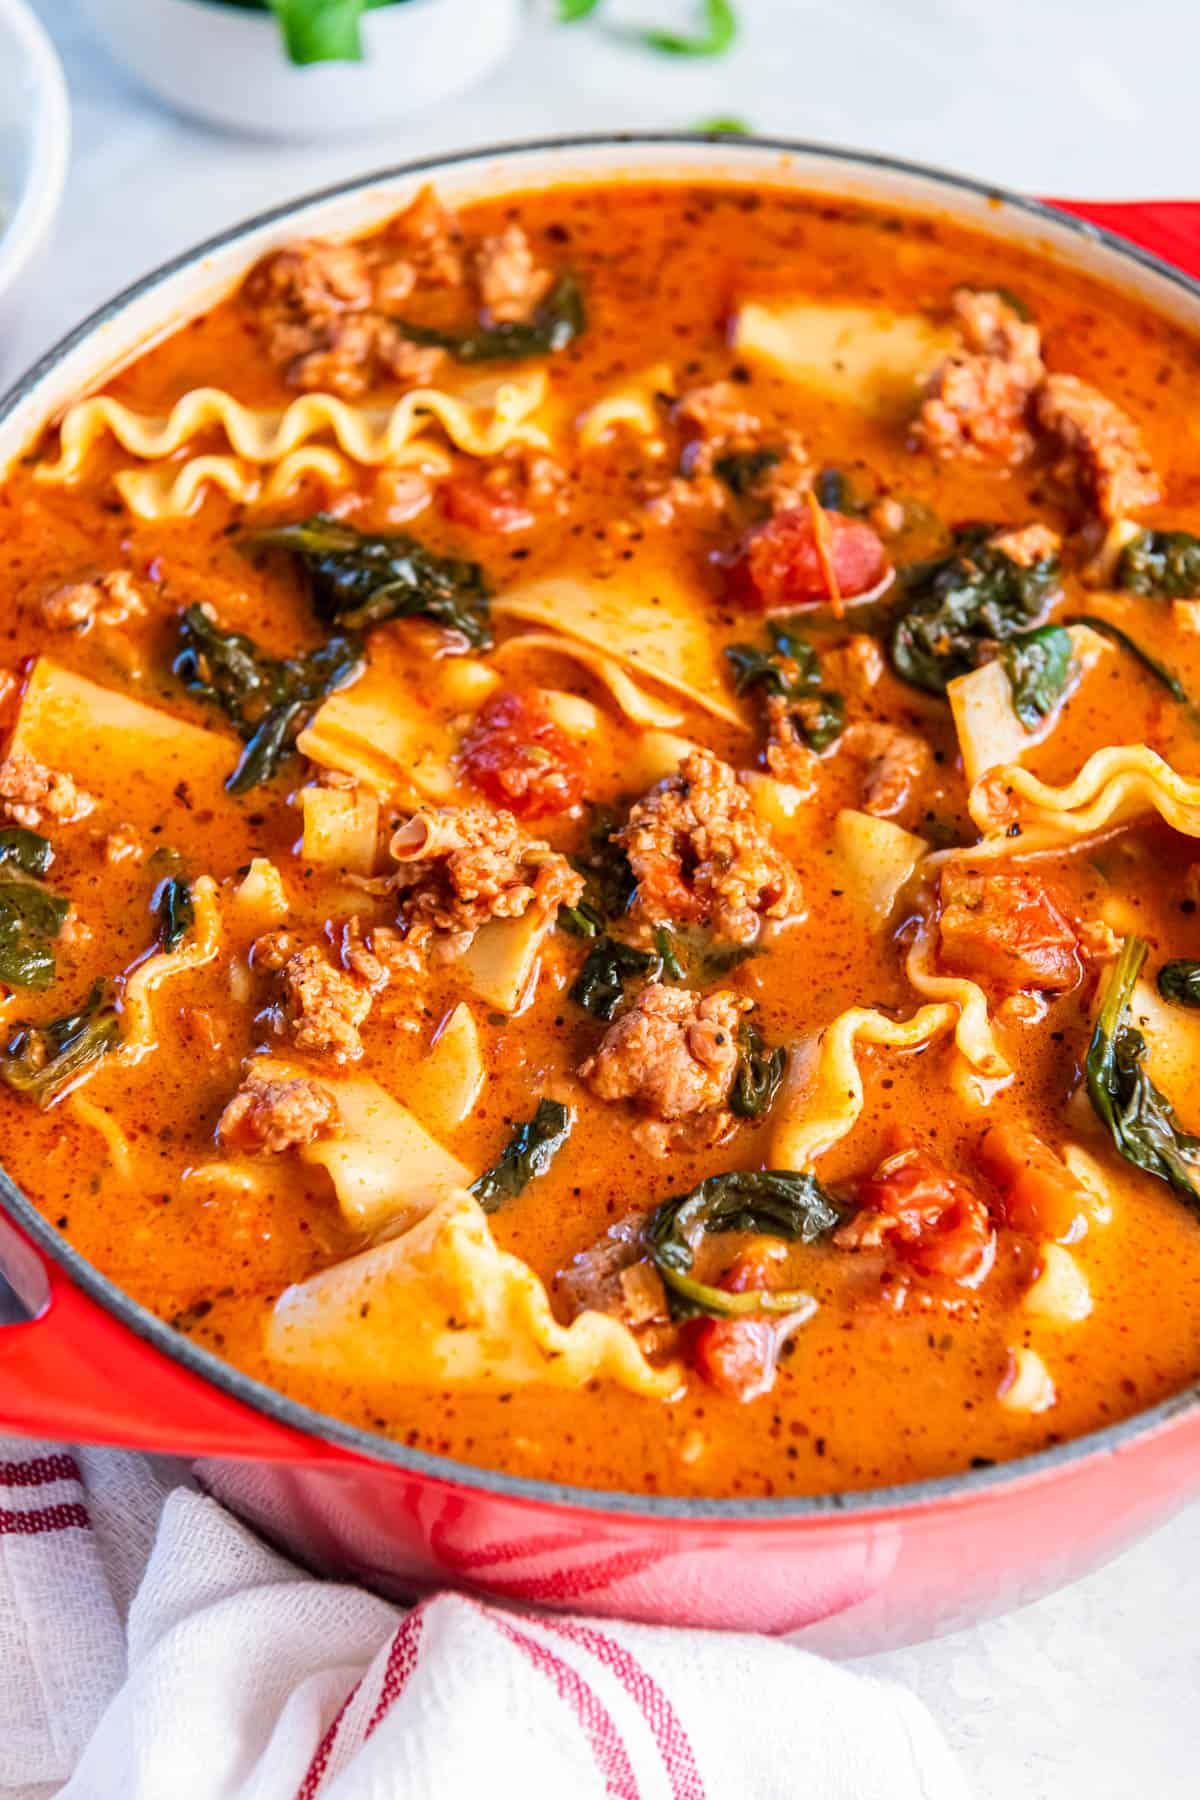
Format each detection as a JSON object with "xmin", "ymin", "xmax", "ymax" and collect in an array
[{"xmin": 3, "ymin": 137, "xmax": 1200, "ymax": 1655}]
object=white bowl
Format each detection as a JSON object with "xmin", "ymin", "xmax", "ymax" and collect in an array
[
  {"xmin": 78, "ymin": 0, "xmax": 522, "ymax": 141},
  {"xmin": 0, "ymin": 0, "xmax": 70, "ymax": 329}
]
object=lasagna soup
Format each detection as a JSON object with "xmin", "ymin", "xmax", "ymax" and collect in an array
[{"xmin": 5, "ymin": 179, "xmax": 1200, "ymax": 1498}]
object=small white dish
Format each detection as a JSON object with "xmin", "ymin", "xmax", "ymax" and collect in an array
[
  {"xmin": 78, "ymin": 0, "xmax": 522, "ymax": 142},
  {"xmin": 0, "ymin": 0, "xmax": 70, "ymax": 332}
]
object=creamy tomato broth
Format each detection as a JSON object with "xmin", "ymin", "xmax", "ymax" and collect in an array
[{"xmin": 4, "ymin": 180, "xmax": 1200, "ymax": 1499}]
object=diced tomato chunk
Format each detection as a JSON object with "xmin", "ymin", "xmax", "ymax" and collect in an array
[
  {"xmin": 726, "ymin": 505, "xmax": 888, "ymax": 611},
  {"xmin": 440, "ymin": 475, "xmax": 535, "ymax": 535},
  {"xmin": 685, "ymin": 1243, "xmax": 788, "ymax": 1403},
  {"xmin": 936, "ymin": 867, "xmax": 1081, "ymax": 996},
  {"xmin": 836, "ymin": 1142, "xmax": 996, "ymax": 1285},
  {"xmin": 461, "ymin": 689, "xmax": 585, "ymax": 819},
  {"xmin": 688, "ymin": 1315, "xmax": 777, "ymax": 1403},
  {"xmin": 976, "ymin": 1123, "xmax": 1086, "ymax": 1241}
]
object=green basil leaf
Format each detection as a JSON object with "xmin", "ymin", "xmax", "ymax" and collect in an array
[{"xmin": 638, "ymin": 0, "xmax": 737, "ymax": 55}]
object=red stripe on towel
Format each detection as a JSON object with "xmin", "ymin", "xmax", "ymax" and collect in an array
[
  {"xmin": 0, "ymin": 1500, "xmax": 90, "ymax": 1535},
  {"xmin": 0, "ymin": 1453, "xmax": 82, "ymax": 1489},
  {"xmin": 540, "ymin": 1617, "xmax": 706, "ymax": 1800},
  {"xmin": 296, "ymin": 1606, "xmax": 427, "ymax": 1797},
  {"xmin": 487, "ymin": 1610, "xmax": 641, "ymax": 1800}
]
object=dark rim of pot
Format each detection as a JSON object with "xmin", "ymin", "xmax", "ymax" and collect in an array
[{"xmin": 3, "ymin": 132, "xmax": 1200, "ymax": 1524}]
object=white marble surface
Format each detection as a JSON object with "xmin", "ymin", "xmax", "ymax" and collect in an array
[{"xmin": 9, "ymin": 0, "xmax": 1200, "ymax": 1792}]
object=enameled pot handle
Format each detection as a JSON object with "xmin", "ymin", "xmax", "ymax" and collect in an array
[
  {"xmin": 1046, "ymin": 198, "xmax": 1200, "ymax": 281},
  {"xmin": 0, "ymin": 1210, "xmax": 331, "ymax": 1461}
]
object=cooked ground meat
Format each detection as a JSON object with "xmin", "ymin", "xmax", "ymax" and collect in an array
[
  {"xmin": 936, "ymin": 867, "xmax": 1081, "ymax": 995},
  {"xmin": 243, "ymin": 201, "xmax": 453, "ymax": 398},
  {"xmin": 217, "ymin": 1066, "xmax": 341, "ymax": 1155},
  {"xmin": 842, "ymin": 721, "xmax": 933, "ymax": 822},
  {"xmin": 764, "ymin": 696, "xmax": 821, "ymax": 791},
  {"xmin": 0, "ymin": 752, "xmax": 93, "ymax": 830},
  {"xmin": 103, "ymin": 826, "xmax": 144, "ymax": 867},
  {"xmin": 1034, "ymin": 372, "xmax": 1160, "ymax": 520},
  {"xmin": 673, "ymin": 381, "xmax": 811, "ymax": 510},
  {"xmin": 41, "ymin": 570, "xmax": 145, "ymax": 632},
  {"xmin": 340, "ymin": 916, "xmax": 391, "ymax": 992},
  {"xmin": 476, "ymin": 224, "xmax": 552, "ymax": 323},
  {"xmin": 916, "ymin": 288, "xmax": 1045, "ymax": 464},
  {"xmin": 579, "ymin": 983, "xmax": 751, "ymax": 1120},
  {"xmin": 389, "ymin": 802, "xmax": 583, "ymax": 951},
  {"xmin": 621, "ymin": 750, "xmax": 803, "ymax": 944},
  {"xmin": 264, "ymin": 942, "xmax": 374, "ymax": 1063}
]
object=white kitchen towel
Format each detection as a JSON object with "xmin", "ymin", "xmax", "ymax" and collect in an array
[{"xmin": 0, "ymin": 1438, "xmax": 969, "ymax": 1800}]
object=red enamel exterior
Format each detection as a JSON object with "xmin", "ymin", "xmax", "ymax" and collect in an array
[{"xmin": 2, "ymin": 174, "xmax": 1200, "ymax": 1653}]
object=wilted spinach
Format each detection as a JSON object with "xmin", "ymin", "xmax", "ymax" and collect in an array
[
  {"xmin": 392, "ymin": 270, "xmax": 585, "ymax": 365},
  {"xmin": 725, "ymin": 619, "xmax": 846, "ymax": 751},
  {"xmin": 1, "ymin": 981, "xmax": 121, "ymax": 1106},
  {"xmin": 1065, "ymin": 613, "xmax": 1191, "ymax": 706},
  {"xmin": 173, "ymin": 603, "xmax": 363, "ymax": 792},
  {"xmin": 714, "ymin": 448, "xmax": 781, "ymax": 496},
  {"xmin": 470, "ymin": 1099, "xmax": 572, "ymax": 1213},
  {"xmin": 644, "ymin": 1169, "xmax": 838, "ymax": 1317},
  {"xmin": 1158, "ymin": 960, "xmax": 1200, "ymax": 1008},
  {"xmin": 813, "ymin": 467, "xmax": 864, "ymax": 516},
  {"xmin": 729, "ymin": 1020, "xmax": 787, "ymax": 1118},
  {"xmin": 890, "ymin": 527, "xmax": 1060, "ymax": 694},
  {"xmin": 558, "ymin": 805, "xmax": 636, "ymax": 938},
  {"xmin": 246, "ymin": 515, "xmax": 492, "ymax": 648},
  {"xmin": 1115, "ymin": 528, "xmax": 1200, "ymax": 599},
  {"xmin": 1086, "ymin": 935, "xmax": 1200, "ymax": 1212},
  {"xmin": 570, "ymin": 936, "xmax": 658, "ymax": 1020},
  {"xmin": 0, "ymin": 828, "xmax": 53, "ymax": 878},
  {"xmin": 1001, "ymin": 623, "xmax": 1076, "ymax": 729},
  {"xmin": 0, "ymin": 881, "xmax": 70, "ymax": 992},
  {"xmin": 155, "ymin": 878, "xmax": 194, "ymax": 953}
]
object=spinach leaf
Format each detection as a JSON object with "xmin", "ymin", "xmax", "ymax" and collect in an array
[
  {"xmin": 814, "ymin": 467, "xmax": 864, "ymax": 516},
  {"xmin": 644, "ymin": 1169, "xmax": 838, "ymax": 1317},
  {"xmin": 890, "ymin": 527, "xmax": 1060, "ymax": 695},
  {"xmin": 730, "ymin": 1021, "xmax": 786, "ymax": 1118},
  {"xmin": 173, "ymin": 603, "xmax": 363, "ymax": 792},
  {"xmin": 392, "ymin": 270, "xmax": 585, "ymax": 365},
  {"xmin": 638, "ymin": 0, "xmax": 737, "ymax": 55},
  {"xmin": 1158, "ymin": 960, "xmax": 1200, "ymax": 1008},
  {"xmin": 246, "ymin": 514, "xmax": 492, "ymax": 648},
  {"xmin": 1065, "ymin": 613, "xmax": 1190, "ymax": 705},
  {"xmin": 0, "ymin": 828, "xmax": 53, "ymax": 878},
  {"xmin": 1001, "ymin": 623, "xmax": 1076, "ymax": 729},
  {"xmin": 726, "ymin": 620, "xmax": 845, "ymax": 750},
  {"xmin": 156, "ymin": 878, "xmax": 194, "ymax": 953},
  {"xmin": 570, "ymin": 936, "xmax": 658, "ymax": 1020},
  {"xmin": 559, "ymin": 805, "xmax": 635, "ymax": 938},
  {"xmin": 648, "ymin": 923, "xmax": 759, "ymax": 986},
  {"xmin": 1116, "ymin": 528, "xmax": 1200, "ymax": 599},
  {"xmin": 470, "ymin": 1099, "xmax": 572, "ymax": 1213},
  {"xmin": 0, "ymin": 882, "xmax": 70, "ymax": 991},
  {"xmin": 714, "ymin": 448, "xmax": 781, "ymax": 496},
  {"xmin": 1, "ymin": 981, "xmax": 120, "ymax": 1106},
  {"xmin": 653, "ymin": 924, "xmax": 687, "ymax": 981},
  {"xmin": 1086, "ymin": 935, "xmax": 1200, "ymax": 1211}
]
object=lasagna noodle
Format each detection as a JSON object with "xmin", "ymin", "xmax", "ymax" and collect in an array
[
  {"xmin": 904, "ymin": 932, "xmax": 1012, "ymax": 1080},
  {"xmin": 119, "ymin": 875, "xmax": 221, "ymax": 1059},
  {"xmin": 266, "ymin": 1188, "xmax": 681, "ymax": 1399},
  {"xmin": 37, "ymin": 375, "xmax": 552, "ymax": 484},
  {"xmin": 576, "ymin": 363, "xmax": 673, "ymax": 448},
  {"xmin": 968, "ymin": 744, "xmax": 1200, "ymax": 848},
  {"xmin": 491, "ymin": 630, "xmax": 686, "ymax": 729},
  {"xmin": 113, "ymin": 443, "xmax": 452, "ymax": 521},
  {"xmin": 771, "ymin": 1002, "xmax": 958, "ymax": 1169}
]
